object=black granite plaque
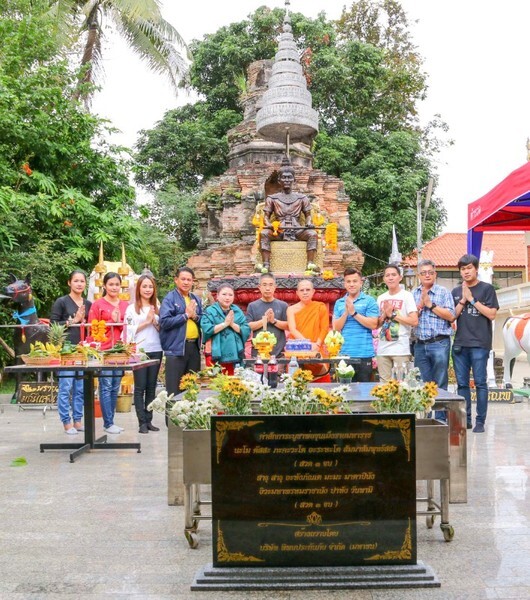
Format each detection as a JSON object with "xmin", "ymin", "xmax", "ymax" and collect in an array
[{"xmin": 211, "ymin": 414, "xmax": 416, "ymax": 568}]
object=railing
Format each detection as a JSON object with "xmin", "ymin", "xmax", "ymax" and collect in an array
[{"xmin": 497, "ymin": 282, "xmax": 530, "ymax": 310}]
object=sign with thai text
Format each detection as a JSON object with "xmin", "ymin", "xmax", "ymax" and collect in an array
[
  {"xmin": 470, "ymin": 388, "xmax": 514, "ymax": 403},
  {"xmin": 211, "ymin": 414, "xmax": 416, "ymax": 567},
  {"xmin": 18, "ymin": 381, "xmax": 58, "ymax": 404}
]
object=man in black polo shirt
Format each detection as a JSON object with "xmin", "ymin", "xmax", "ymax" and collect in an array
[{"xmin": 452, "ymin": 254, "xmax": 499, "ymax": 433}]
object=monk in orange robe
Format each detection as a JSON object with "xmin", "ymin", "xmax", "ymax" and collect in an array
[{"xmin": 287, "ymin": 279, "xmax": 330, "ymax": 378}]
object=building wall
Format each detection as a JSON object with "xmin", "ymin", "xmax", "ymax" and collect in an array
[{"xmin": 435, "ymin": 269, "xmax": 523, "ymax": 291}]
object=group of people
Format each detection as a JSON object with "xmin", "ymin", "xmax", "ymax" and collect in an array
[
  {"xmin": 51, "ymin": 270, "xmax": 163, "ymax": 435},
  {"xmin": 338, "ymin": 255, "xmax": 498, "ymax": 433},
  {"xmin": 51, "ymin": 252, "xmax": 498, "ymax": 437}
]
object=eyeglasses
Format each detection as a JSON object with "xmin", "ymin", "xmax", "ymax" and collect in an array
[{"xmin": 419, "ymin": 270, "xmax": 435, "ymax": 276}]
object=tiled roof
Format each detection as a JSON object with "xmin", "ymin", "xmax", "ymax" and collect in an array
[{"xmin": 406, "ymin": 232, "xmax": 526, "ymax": 269}]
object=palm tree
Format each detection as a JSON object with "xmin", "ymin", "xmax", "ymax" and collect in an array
[{"xmin": 49, "ymin": 0, "xmax": 189, "ymax": 99}]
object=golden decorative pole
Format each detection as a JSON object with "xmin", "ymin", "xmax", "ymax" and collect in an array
[
  {"xmin": 118, "ymin": 243, "xmax": 130, "ymax": 300},
  {"xmin": 94, "ymin": 242, "xmax": 106, "ymax": 299}
]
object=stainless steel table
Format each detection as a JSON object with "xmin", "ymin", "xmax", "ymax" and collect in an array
[
  {"xmin": 168, "ymin": 382, "xmax": 467, "ymax": 506},
  {"xmin": 5, "ymin": 360, "xmax": 159, "ymax": 462},
  {"xmin": 321, "ymin": 383, "xmax": 467, "ymax": 504}
]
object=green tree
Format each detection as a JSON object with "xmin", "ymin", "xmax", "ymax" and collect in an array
[
  {"xmin": 47, "ymin": 0, "xmax": 188, "ymax": 96},
  {"xmin": 134, "ymin": 102, "xmax": 241, "ymax": 192},
  {"xmin": 0, "ymin": 0, "xmax": 141, "ymax": 317}
]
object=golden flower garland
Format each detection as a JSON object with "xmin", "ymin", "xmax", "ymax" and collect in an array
[
  {"xmin": 90, "ymin": 319, "xmax": 108, "ymax": 343},
  {"xmin": 252, "ymin": 213, "xmax": 265, "ymax": 245},
  {"xmin": 312, "ymin": 212, "xmax": 325, "ymax": 227},
  {"xmin": 324, "ymin": 223, "xmax": 338, "ymax": 252}
]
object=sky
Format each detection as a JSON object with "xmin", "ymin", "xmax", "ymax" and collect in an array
[{"xmin": 92, "ymin": 0, "xmax": 530, "ymax": 235}]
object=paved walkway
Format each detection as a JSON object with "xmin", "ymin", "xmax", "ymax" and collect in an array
[{"xmin": 0, "ymin": 394, "xmax": 528, "ymax": 599}]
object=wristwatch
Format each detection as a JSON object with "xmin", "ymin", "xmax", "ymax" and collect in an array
[
  {"xmin": 430, "ymin": 302, "xmax": 437, "ymax": 310},
  {"xmin": 470, "ymin": 298, "xmax": 476, "ymax": 306},
  {"xmin": 391, "ymin": 310, "xmax": 397, "ymax": 319},
  {"xmin": 351, "ymin": 311, "xmax": 358, "ymax": 318},
  {"xmin": 272, "ymin": 319, "xmax": 277, "ymax": 325}
]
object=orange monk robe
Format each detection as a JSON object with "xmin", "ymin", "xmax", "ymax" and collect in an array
[
  {"xmin": 293, "ymin": 301, "xmax": 330, "ymax": 378},
  {"xmin": 294, "ymin": 301, "xmax": 329, "ymax": 344}
]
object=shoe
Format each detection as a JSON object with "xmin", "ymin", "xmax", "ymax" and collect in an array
[
  {"xmin": 116, "ymin": 425, "xmax": 124, "ymax": 431},
  {"xmin": 65, "ymin": 427, "xmax": 78, "ymax": 435},
  {"xmin": 104, "ymin": 425, "xmax": 121, "ymax": 434},
  {"xmin": 74, "ymin": 424, "xmax": 84, "ymax": 432},
  {"xmin": 146, "ymin": 423, "xmax": 160, "ymax": 432},
  {"xmin": 467, "ymin": 422, "xmax": 473, "ymax": 430},
  {"xmin": 139, "ymin": 424, "xmax": 149, "ymax": 434},
  {"xmin": 473, "ymin": 423, "xmax": 485, "ymax": 433}
]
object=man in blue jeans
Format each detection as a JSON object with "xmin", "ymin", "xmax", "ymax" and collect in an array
[
  {"xmin": 412, "ymin": 259, "xmax": 455, "ymax": 420},
  {"xmin": 452, "ymin": 254, "xmax": 499, "ymax": 433}
]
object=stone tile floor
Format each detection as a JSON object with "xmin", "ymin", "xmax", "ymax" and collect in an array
[{"xmin": 0, "ymin": 395, "xmax": 528, "ymax": 599}]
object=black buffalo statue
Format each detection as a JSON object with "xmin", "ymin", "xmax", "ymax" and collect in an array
[{"xmin": 1, "ymin": 274, "xmax": 49, "ymax": 363}]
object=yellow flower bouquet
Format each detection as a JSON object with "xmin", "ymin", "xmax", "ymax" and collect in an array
[
  {"xmin": 370, "ymin": 379, "xmax": 437, "ymax": 414},
  {"xmin": 261, "ymin": 369, "xmax": 350, "ymax": 415},
  {"xmin": 324, "ymin": 329, "xmax": 344, "ymax": 357}
]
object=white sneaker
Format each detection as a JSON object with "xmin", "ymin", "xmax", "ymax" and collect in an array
[
  {"xmin": 65, "ymin": 428, "xmax": 78, "ymax": 435},
  {"xmin": 116, "ymin": 425, "xmax": 124, "ymax": 431},
  {"xmin": 104, "ymin": 425, "xmax": 121, "ymax": 434}
]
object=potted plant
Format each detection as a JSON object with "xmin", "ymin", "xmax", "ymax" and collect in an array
[{"xmin": 260, "ymin": 368, "xmax": 350, "ymax": 415}]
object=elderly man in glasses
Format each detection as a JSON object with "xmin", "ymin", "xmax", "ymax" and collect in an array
[{"xmin": 412, "ymin": 260, "xmax": 455, "ymax": 408}]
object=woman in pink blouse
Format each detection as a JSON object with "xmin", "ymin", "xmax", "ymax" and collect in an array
[{"xmin": 87, "ymin": 272, "xmax": 128, "ymax": 434}]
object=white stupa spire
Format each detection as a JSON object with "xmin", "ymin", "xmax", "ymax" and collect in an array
[{"xmin": 389, "ymin": 225, "xmax": 402, "ymax": 264}]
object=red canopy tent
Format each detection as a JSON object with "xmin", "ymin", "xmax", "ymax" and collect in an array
[{"xmin": 467, "ymin": 161, "xmax": 530, "ymax": 257}]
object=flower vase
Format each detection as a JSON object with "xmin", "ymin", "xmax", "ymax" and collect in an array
[{"xmin": 338, "ymin": 377, "xmax": 353, "ymax": 385}]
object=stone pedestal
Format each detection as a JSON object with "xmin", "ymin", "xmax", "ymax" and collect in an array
[{"xmin": 270, "ymin": 241, "xmax": 323, "ymax": 273}]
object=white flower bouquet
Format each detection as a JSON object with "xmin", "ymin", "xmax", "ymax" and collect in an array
[
  {"xmin": 336, "ymin": 359, "xmax": 355, "ymax": 380},
  {"xmin": 260, "ymin": 369, "xmax": 351, "ymax": 415},
  {"xmin": 148, "ymin": 389, "xmax": 225, "ymax": 430}
]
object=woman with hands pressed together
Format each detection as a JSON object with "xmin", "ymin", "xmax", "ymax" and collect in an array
[
  {"xmin": 87, "ymin": 272, "xmax": 128, "ymax": 434},
  {"xmin": 200, "ymin": 283, "xmax": 250, "ymax": 375},
  {"xmin": 124, "ymin": 274, "xmax": 162, "ymax": 434},
  {"xmin": 50, "ymin": 270, "xmax": 92, "ymax": 434}
]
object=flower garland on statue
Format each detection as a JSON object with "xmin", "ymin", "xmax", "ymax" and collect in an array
[
  {"xmin": 252, "ymin": 213, "xmax": 265, "ymax": 246},
  {"xmin": 324, "ymin": 222, "xmax": 338, "ymax": 252}
]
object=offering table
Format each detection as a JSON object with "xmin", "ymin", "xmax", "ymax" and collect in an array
[{"xmin": 5, "ymin": 360, "xmax": 159, "ymax": 462}]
